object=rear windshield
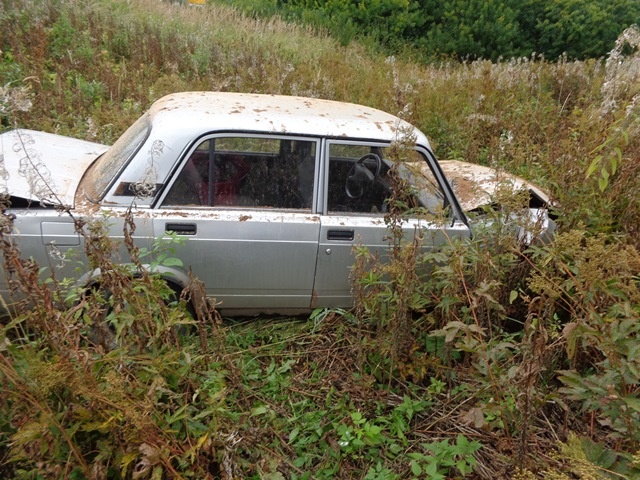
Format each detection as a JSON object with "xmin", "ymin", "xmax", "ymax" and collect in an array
[{"xmin": 80, "ymin": 113, "xmax": 150, "ymax": 200}]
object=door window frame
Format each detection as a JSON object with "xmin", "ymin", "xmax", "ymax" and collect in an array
[
  {"xmin": 155, "ymin": 133, "xmax": 321, "ymax": 212},
  {"xmin": 320, "ymin": 139, "xmax": 462, "ymax": 221}
]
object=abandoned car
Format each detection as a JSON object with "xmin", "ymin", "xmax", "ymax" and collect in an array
[{"xmin": 0, "ymin": 92, "xmax": 555, "ymax": 313}]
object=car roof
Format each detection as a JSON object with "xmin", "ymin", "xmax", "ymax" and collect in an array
[{"xmin": 148, "ymin": 92, "xmax": 431, "ymax": 146}]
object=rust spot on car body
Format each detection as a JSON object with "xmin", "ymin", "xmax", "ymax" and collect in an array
[{"xmin": 427, "ymin": 160, "xmax": 551, "ymax": 211}]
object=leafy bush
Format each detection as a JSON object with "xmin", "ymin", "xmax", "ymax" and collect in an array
[
  {"xmin": 224, "ymin": 0, "xmax": 640, "ymax": 61},
  {"xmin": 0, "ymin": 202, "xmax": 227, "ymax": 478}
]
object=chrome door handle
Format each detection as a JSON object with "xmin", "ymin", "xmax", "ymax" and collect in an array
[
  {"xmin": 327, "ymin": 229, "xmax": 354, "ymax": 241},
  {"xmin": 165, "ymin": 223, "xmax": 197, "ymax": 235}
]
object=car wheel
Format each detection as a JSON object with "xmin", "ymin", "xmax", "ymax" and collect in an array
[{"xmin": 80, "ymin": 280, "xmax": 195, "ymax": 351}]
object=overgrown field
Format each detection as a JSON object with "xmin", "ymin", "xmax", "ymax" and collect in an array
[{"xmin": 1, "ymin": 0, "xmax": 640, "ymax": 478}]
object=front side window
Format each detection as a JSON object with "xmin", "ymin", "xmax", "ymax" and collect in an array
[
  {"xmin": 163, "ymin": 136, "xmax": 316, "ymax": 209},
  {"xmin": 326, "ymin": 143, "xmax": 446, "ymax": 216}
]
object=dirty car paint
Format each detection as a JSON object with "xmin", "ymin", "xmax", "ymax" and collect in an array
[{"xmin": 0, "ymin": 92, "xmax": 553, "ymax": 314}]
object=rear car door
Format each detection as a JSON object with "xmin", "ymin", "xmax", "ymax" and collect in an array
[
  {"xmin": 152, "ymin": 134, "xmax": 321, "ymax": 311},
  {"xmin": 312, "ymin": 140, "xmax": 471, "ymax": 308}
]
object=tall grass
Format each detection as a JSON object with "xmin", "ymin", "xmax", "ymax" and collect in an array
[
  {"xmin": 3, "ymin": 0, "xmax": 640, "ymax": 239},
  {"xmin": 2, "ymin": 0, "xmax": 640, "ymax": 477}
]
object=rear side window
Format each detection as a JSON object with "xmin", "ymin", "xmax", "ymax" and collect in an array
[{"xmin": 163, "ymin": 136, "xmax": 317, "ymax": 210}]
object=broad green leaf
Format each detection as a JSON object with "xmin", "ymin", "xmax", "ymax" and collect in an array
[
  {"xmin": 251, "ymin": 405, "xmax": 268, "ymax": 416},
  {"xmin": 161, "ymin": 257, "xmax": 183, "ymax": 267},
  {"xmin": 410, "ymin": 459, "xmax": 422, "ymax": 476},
  {"xmin": 623, "ymin": 395, "xmax": 640, "ymax": 413},
  {"xmin": 586, "ymin": 154, "xmax": 603, "ymax": 178}
]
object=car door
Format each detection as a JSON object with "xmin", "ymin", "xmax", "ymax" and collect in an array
[
  {"xmin": 312, "ymin": 140, "xmax": 472, "ymax": 308},
  {"xmin": 152, "ymin": 134, "xmax": 321, "ymax": 311}
]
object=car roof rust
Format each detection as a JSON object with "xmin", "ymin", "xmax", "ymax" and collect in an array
[{"xmin": 149, "ymin": 92, "xmax": 430, "ymax": 145}]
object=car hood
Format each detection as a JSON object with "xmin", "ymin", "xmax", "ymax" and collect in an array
[
  {"xmin": 437, "ymin": 160, "xmax": 551, "ymax": 211},
  {"xmin": 0, "ymin": 129, "xmax": 108, "ymax": 206}
]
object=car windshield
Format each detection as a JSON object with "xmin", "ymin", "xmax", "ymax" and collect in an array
[{"xmin": 80, "ymin": 113, "xmax": 150, "ymax": 200}]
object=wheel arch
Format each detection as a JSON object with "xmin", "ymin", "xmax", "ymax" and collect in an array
[{"xmin": 76, "ymin": 264, "xmax": 192, "ymax": 291}]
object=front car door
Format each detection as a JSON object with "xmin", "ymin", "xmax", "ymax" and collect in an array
[
  {"xmin": 312, "ymin": 140, "xmax": 471, "ymax": 307},
  {"xmin": 152, "ymin": 134, "xmax": 320, "ymax": 312}
]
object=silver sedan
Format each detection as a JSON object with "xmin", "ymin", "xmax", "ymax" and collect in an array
[{"xmin": 0, "ymin": 92, "xmax": 553, "ymax": 314}]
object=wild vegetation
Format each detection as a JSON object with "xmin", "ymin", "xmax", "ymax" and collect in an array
[
  {"xmin": 1, "ymin": 0, "xmax": 640, "ymax": 478},
  {"xmin": 221, "ymin": 0, "xmax": 640, "ymax": 61}
]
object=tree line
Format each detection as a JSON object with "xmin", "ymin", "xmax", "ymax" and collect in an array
[{"xmin": 227, "ymin": 0, "xmax": 640, "ymax": 61}]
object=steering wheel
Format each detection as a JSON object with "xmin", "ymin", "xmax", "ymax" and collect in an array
[{"xmin": 345, "ymin": 153, "xmax": 382, "ymax": 199}]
